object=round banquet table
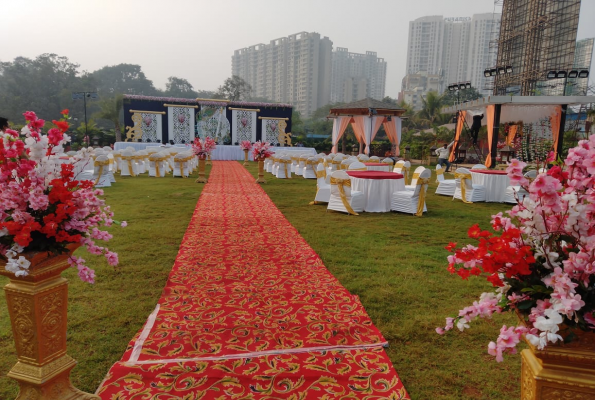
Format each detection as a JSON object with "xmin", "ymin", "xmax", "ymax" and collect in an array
[
  {"xmin": 364, "ymin": 162, "xmax": 392, "ymax": 172},
  {"xmin": 470, "ymin": 169, "xmax": 511, "ymax": 202},
  {"xmin": 346, "ymin": 171, "xmax": 405, "ymax": 212}
]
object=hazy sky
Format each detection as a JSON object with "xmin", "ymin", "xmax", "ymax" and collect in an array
[{"xmin": 2, "ymin": 0, "xmax": 594, "ymax": 98}]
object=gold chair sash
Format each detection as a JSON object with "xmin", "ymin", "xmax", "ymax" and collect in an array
[
  {"xmin": 120, "ymin": 156, "xmax": 136, "ymax": 177},
  {"xmin": 454, "ymin": 172, "xmax": 473, "ymax": 204},
  {"xmin": 329, "ymin": 177, "xmax": 358, "ymax": 215},
  {"xmin": 176, "ymin": 160, "xmax": 187, "ymax": 178},
  {"xmin": 306, "ymin": 160, "xmax": 318, "ymax": 165},
  {"xmin": 435, "ymin": 167, "xmax": 444, "ymax": 183},
  {"xmin": 315, "ymin": 169, "xmax": 326, "ymax": 179},
  {"xmin": 410, "ymin": 172, "xmax": 420, "ymax": 185},
  {"xmin": 415, "ymin": 178, "xmax": 430, "ymax": 216},
  {"xmin": 349, "ymin": 167, "xmax": 367, "ymax": 171},
  {"xmin": 401, "ymin": 166, "xmax": 409, "ymax": 183},
  {"xmin": 383, "ymin": 160, "xmax": 394, "ymax": 165},
  {"xmin": 94, "ymin": 159, "xmax": 110, "ymax": 185},
  {"xmin": 278, "ymin": 159, "xmax": 292, "ymax": 178}
]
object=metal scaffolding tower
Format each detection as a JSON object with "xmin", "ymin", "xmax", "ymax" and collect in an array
[{"xmin": 491, "ymin": 0, "xmax": 581, "ymax": 96}]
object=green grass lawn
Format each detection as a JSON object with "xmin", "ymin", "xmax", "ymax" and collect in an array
[{"xmin": 0, "ymin": 161, "xmax": 521, "ymax": 399}]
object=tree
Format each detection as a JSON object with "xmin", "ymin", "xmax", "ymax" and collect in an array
[
  {"xmin": 441, "ymin": 86, "xmax": 483, "ymax": 107},
  {"xmin": 164, "ymin": 76, "xmax": 198, "ymax": 98},
  {"xmin": 90, "ymin": 64, "xmax": 158, "ymax": 97},
  {"xmin": 0, "ymin": 54, "xmax": 84, "ymax": 122},
  {"xmin": 215, "ymin": 76, "xmax": 252, "ymax": 101},
  {"xmin": 417, "ymin": 91, "xmax": 450, "ymax": 128},
  {"xmin": 95, "ymin": 95, "xmax": 124, "ymax": 142}
]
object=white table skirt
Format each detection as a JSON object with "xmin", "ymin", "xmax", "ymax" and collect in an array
[
  {"xmin": 350, "ymin": 177, "xmax": 406, "ymax": 212},
  {"xmin": 366, "ymin": 165, "xmax": 391, "ymax": 172},
  {"xmin": 471, "ymin": 172, "xmax": 510, "ymax": 202},
  {"xmin": 113, "ymin": 142, "xmax": 316, "ymax": 161}
]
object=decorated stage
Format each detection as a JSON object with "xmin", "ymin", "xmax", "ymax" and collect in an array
[
  {"xmin": 96, "ymin": 161, "xmax": 409, "ymax": 399},
  {"xmin": 113, "ymin": 142, "xmax": 317, "ymax": 160}
]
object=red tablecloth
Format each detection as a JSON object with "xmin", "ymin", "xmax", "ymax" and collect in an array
[
  {"xmin": 364, "ymin": 162, "xmax": 389, "ymax": 166},
  {"xmin": 347, "ymin": 171, "xmax": 403, "ymax": 180},
  {"xmin": 470, "ymin": 169, "xmax": 508, "ymax": 175}
]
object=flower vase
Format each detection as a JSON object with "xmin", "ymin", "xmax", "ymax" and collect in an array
[
  {"xmin": 0, "ymin": 245, "xmax": 100, "ymax": 400},
  {"xmin": 195, "ymin": 155, "xmax": 208, "ymax": 183},
  {"xmin": 256, "ymin": 157, "xmax": 266, "ymax": 183},
  {"xmin": 206, "ymin": 153, "xmax": 212, "ymax": 166},
  {"xmin": 521, "ymin": 330, "xmax": 595, "ymax": 399},
  {"xmin": 243, "ymin": 149, "xmax": 249, "ymax": 166}
]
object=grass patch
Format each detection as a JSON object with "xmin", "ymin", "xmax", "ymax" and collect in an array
[
  {"xmin": 0, "ymin": 166, "xmax": 211, "ymax": 398},
  {"xmin": 0, "ymin": 161, "xmax": 522, "ymax": 399},
  {"xmin": 245, "ymin": 162, "xmax": 522, "ymax": 400}
]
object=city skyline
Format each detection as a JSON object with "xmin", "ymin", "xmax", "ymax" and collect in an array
[{"xmin": 1, "ymin": 0, "xmax": 594, "ymax": 99}]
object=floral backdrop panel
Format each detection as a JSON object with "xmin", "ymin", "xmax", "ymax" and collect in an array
[
  {"xmin": 140, "ymin": 113, "xmax": 162, "ymax": 143},
  {"xmin": 262, "ymin": 119, "xmax": 281, "ymax": 146},
  {"xmin": 231, "ymin": 109, "xmax": 257, "ymax": 144},
  {"xmin": 197, "ymin": 106, "xmax": 231, "ymax": 145},
  {"xmin": 167, "ymin": 107, "xmax": 195, "ymax": 144}
]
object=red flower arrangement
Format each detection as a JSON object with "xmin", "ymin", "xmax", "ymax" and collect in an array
[
  {"xmin": 252, "ymin": 141, "xmax": 273, "ymax": 160},
  {"xmin": 0, "ymin": 110, "xmax": 123, "ymax": 283}
]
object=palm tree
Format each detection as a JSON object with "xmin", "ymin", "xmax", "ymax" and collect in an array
[
  {"xmin": 417, "ymin": 91, "xmax": 449, "ymax": 128},
  {"xmin": 95, "ymin": 95, "xmax": 123, "ymax": 141}
]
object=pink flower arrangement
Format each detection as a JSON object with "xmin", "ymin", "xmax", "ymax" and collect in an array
[
  {"xmin": 192, "ymin": 137, "xmax": 217, "ymax": 157},
  {"xmin": 438, "ymin": 138, "xmax": 595, "ymax": 361},
  {"xmin": 252, "ymin": 141, "xmax": 273, "ymax": 160},
  {"xmin": 240, "ymin": 140, "xmax": 252, "ymax": 151},
  {"xmin": 0, "ymin": 111, "xmax": 122, "ymax": 283}
]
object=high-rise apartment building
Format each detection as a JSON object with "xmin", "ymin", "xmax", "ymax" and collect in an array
[
  {"xmin": 330, "ymin": 48, "xmax": 387, "ymax": 104},
  {"xmin": 570, "ymin": 38, "xmax": 593, "ymax": 96},
  {"xmin": 401, "ymin": 13, "xmax": 501, "ymax": 108},
  {"xmin": 232, "ymin": 32, "xmax": 332, "ymax": 117}
]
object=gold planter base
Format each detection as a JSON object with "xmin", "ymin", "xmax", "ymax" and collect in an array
[
  {"xmin": 9, "ymin": 355, "xmax": 99, "ymax": 399},
  {"xmin": 196, "ymin": 157, "xmax": 208, "ymax": 183},
  {"xmin": 243, "ymin": 149, "xmax": 249, "ymax": 166},
  {"xmin": 521, "ymin": 330, "xmax": 595, "ymax": 400},
  {"xmin": 1, "ymin": 246, "xmax": 99, "ymax": 400},
  {"xmin": 256, "ymin": 159, "xmax": 266, "ymax": 184}
]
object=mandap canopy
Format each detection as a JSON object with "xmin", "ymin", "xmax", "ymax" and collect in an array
[
  {"xmin": 442, "ymin": 95, "xmax": 595, "ymax": 168},
  {"xmin": 328, "ymin": 98, "xmax": 406, "ymax": 156}
]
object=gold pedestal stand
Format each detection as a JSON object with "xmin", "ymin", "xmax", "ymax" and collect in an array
[
  {"xmin": 243, "ymin": 149, "xmax": 249, "ymax": 166},
  {"xmin": 256, "ymin": 158, "xmax": 266, "ymax": 183},
  {"xmin": 0, "ymin": 248, "xmax": 99, "ymax": 400},
  {"xmin": 195, "ymin": 156, "xmax": 208, "ymax": 183}
]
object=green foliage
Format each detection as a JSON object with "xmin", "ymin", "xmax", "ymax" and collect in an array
[
  {"xmin": 94, "ymin": 95, "xmax": 123, "ymax": 141},
  {"xmin": 215, "ymin": 75, "xmax": 252, "ymax": 101},
  {"xmin": 90, "ymin": 63, "xmax": 158, "ymax": 97},
  {"xmin": 442, "ymin": 86, "xmax": 483, "ymax": 107},
  {"xmin": 164, "ymin": 76, "xmax": 198, "ymax": 98}
]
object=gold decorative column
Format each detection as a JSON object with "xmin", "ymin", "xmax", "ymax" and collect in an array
[
  {"xmin": 195, "ymin": 155, "xmax": 208, "ymax": 183},
  {"xmin": 0, "ymin": 247, "xmax": 99, "ymax": 400},
  {"xmin": 521, "ymin": 331, "xmax": 595, "ymax": 400},
  {"xmin": 243, "ymin": 149, "xmax": 249, "ymax": 166},
  {"xmin": 256, "ymin": 158, "xmax": 266, "ymax": 184},
  {"xmin": 206, "ymin": 153, "xmax": 212, "ymax": 166}
]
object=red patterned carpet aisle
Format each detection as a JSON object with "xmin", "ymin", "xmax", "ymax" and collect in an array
[{"xmin": 97, "ymin": 161, "xmax": 409, "ymax": 399}]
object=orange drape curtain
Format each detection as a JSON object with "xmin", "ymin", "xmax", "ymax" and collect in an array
[
  {"xmin": 550, "ymin": 106, "xmax": 563, "ymax": 158},
  {"xmin": 484, "ymin": 105, "xmax": 496, "ymax": 168},
  {"xmin": 351, "ymin": 116, "xmax": 366, "ymax": 153},
  {"xmin": 331, "ymin": 116, "xmax": 352, "ymax": 153},
  {"xmin": 371, "ymin": 116, "xmax": 385, "ymax": 142},
  {"xmin": 449, "ymin": 111, "xmax": 466, "ymax": 162},
  {"xmin": 507, "ymin": 125, "xmax": 518, "ymax": 145},
  {"xmin": 383, "ymin": 119, "xmax": 399, "ymax": 156}
]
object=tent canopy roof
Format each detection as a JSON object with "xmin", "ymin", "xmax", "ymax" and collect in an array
[
  {"xmin": 328, "ymin": 97, "xmax": 406, "ymax": 117},
  {"xmin": 442, "ymin": 95, "xmax": 595, "ymax": 114}
]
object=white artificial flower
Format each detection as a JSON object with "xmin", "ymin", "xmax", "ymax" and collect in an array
[
  {"xmin": 533, "ymin": 308, "xmax": 563, "ymax": 333},
  {"xmin": 5, "ymin": 250, "xmax": 16, "ymax": 258},
  {"xmin": 0, "ymin": 227, "xmax": 8, "ymax": 237},
  {"xmin": 16, "ymin": 256, "xmax": 30, "ymax": 270},
  {"xmin": 457, "ymin": 319, "xmax": 470, "ymax": 331}
]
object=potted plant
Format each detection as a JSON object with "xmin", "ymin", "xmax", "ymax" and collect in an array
[
  {"xmin": 438, "ymin": 138, "xmax": 595, "ymax": 398},
  {"xmin": 252, "ymin": 141, "xmax": 273, "ymax": 183},
  {"xmin": 192, "ymin": 137, "xmax": 216, "ymax": 183},
  {"xmin": 0, "ymin": 110, "xmax": 124, "ymax": 398},
  {"xmin": 240, "ymin": 140, "xmax": 252, "ymax": 166}
]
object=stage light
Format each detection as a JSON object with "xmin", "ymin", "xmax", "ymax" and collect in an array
[
  {"xmin": 458, "ymin": 83, "xmax": 466, "ymax": 90},
  {"xmin": 506, "ymin": 65, "xmax": 513, "ymax": 74},
  {"xmin": 490, "ymin": 68, "xmax": 497, "ymax": 76},
  {"xmin": 557, "ymin": 70, "xmax": 567, "ymax": 79},
  {"xmin": 568, "ymin": 70, "xmax": 579, "ymax": 78},
  {"xmin": 448, "ymin": 85, "xmax": 455, "ymax": 91},
  {"xmin": 497, "ymin": 67, "xmax": 506, "ymax": 75},
  {"xmin": 579, "ymin": 70, "xmax": 590, "ymax": 78},
  {"xmin": 484, "ymin": 69, "xmax": 491, "ymax": 77},
  {"xmin": 465, "ymin": 82, "xmax": 472, "ymax": 89},
  {"xmin": 547, "ymin": 70, "xmax": 557, "ymax": 79}
]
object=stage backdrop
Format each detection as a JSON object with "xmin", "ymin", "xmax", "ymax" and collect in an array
[{"xmin": 123, "ymin": 95, "xmax": 292, "ymax": 145}]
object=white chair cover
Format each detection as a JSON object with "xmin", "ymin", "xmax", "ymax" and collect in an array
[
  {"xmin": 93, "ymin": 155, "xmax": 111, "ymax": 187},
  {"xmin": 312, "ymin": 163, "xmax": 331, "ymax": 204},
  {"xmin": 327, "ymin": 170, "xmax": 365, "ymax": 215},
  {"xmin": 504, "ymin": 170, "xmax": 537, "ymax": 204},
  {"xmin": 391, "ymin": 168, "xmax": 431, "ymax": 215},
  {"xmin": 369, "ymin": 156, "xmax": 380, "ymax": 163},
  {"xmin": 454, "ymin": 167, "xmax": 486, "ymax": 203},
  {"xmin": 303, "ymin": 157, "xmax": 317, "ymax": 179},
  {"xmin": 435, "ymin": 164, "xmax": 456, "ymax": 196},
  {"xmin": 472, "ymin": 164, "xmax": 488, "ymax": 170},
  {"xmin": 120, "ymin": 150, "xmax": 137, "ymax": 176},
  {"xmin": 405, "ymin": 166, "xmax": 426, "ymax": 191},
  {"xmin": 276, "ymin": 155, "xmax": 292, "ymax": 179},
  {"xmin": 348, "ymin": 161, "xmax": 367, "ymax": 171}
]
